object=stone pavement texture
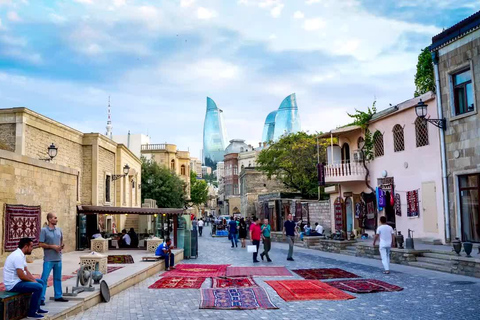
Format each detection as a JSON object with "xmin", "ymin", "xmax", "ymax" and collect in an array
[{"xmin": 68, "ymin": 226, "xmax": 480, "ymax": 320}]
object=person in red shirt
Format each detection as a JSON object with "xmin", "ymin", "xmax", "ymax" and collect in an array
[{"xmin": 249, "ymin": 217, "xmax": 262, "ymax": 263}]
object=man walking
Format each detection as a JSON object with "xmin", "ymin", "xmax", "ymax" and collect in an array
[
  {"xmin": 260, "ymin": 218, "xmax": 272, "ymax": 262},
  {"xmin": 228, "ymin": 216, "xmax": 238, "ymax": 248},
  {"xmin": 283, "ymin": 214, "xmax": 296, "ymax": 261},
  {"xmin": 155, "ymin": 238, "xmax": 176, "ymax": 271},
  {"xmin": 4, "ymin": 238, "xmax": 48, "ymax": 319},
  {"xmin": 198, "ymin": 218, "xmax": 204, "ymax": 237},
  {"xmin": 373, "ymin": 216, "xmax": 394, "ymax": 274},
  {"xmin": 39, "ymin": 213, "xmax": 68, "ymax": 304},
  {"xmin": 250, "ymin": 217, "xmax": 261, "ymax": 263}
]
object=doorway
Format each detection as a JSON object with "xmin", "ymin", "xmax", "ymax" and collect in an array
[
  {"xmin": 341, "ymin": 143, "xmax": 351, "ymax": 175},
  {"xmin": 459, "ymin": 174, "xmax": 480, "ymax": 242},
  {"xmin": 422, "ymin": 181, "xmax": 439, "ymax": 233},
  {"xmin": 345, "ymin": 197, "xmax": 353, "ymax": 233}
]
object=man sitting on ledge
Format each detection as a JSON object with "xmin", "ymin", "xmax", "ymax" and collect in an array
[{"xmin": 155, "ymin": 238, "xmax": 176, "ymax": 271}]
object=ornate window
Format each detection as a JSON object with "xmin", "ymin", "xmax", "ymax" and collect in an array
[
  {"xmin": 373, "ymin": 131, "xmax": 384, "ymax": 157},
  {"xmin": 180, "ymin": 165, "xmax": 186, "ymax": 176},
  {"xmin": 415, "ymin": 118, "xmax": 429, "ymax": 147},
  {"xmin": 393, "ymin": 124, "xmax": 405, "ymax": 152},
  {"xmin": 105, "ymin": 175, "xmax": 111, "ymax": 203},
  {"xmin": 170, "ymin": 159, "xmax": 175, "ymax": 170}
]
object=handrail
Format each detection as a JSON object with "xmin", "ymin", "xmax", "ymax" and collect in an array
[
  {"xmin": 325, "ymin": 162, "xmax": 367, "ymax": 178},
  {"xmin": 141, "ymin": 144, "xmax": 166, "ymax": 151}
]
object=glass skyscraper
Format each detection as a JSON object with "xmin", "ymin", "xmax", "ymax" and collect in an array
[
  {"xmin": 203, "ymin": 97, "xmax": 228, "ymax": 168},
  {"xmin": 262, "ymin": 93, "xmax": 301, "ymax": 142}
]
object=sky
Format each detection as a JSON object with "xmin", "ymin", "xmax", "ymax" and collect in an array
[{"xmin": 0, "ymin": 0, "xmax": 478, "ymax": 159}]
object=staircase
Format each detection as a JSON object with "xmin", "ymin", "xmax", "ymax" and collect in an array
[
  {"xmin": 407, "ymin": 251, "xmax": 456, "ymax": 273},
  {"xmin": 124, "ymin": 214, "xmax": 139, "ymax": 232}
]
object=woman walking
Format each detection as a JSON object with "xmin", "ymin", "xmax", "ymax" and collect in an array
[{"xmin": 239, "ymin": 218, "xmax": 248, "ymax": 248}]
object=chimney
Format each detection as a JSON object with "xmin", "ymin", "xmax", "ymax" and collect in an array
[{"xmin": 263, "ymin": 142, "xmax": 267, "ymax": 147}]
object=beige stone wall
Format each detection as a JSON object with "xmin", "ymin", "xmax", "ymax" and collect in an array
[
  {"xmin": 98, "ymin": 146, "xmax": 115, "ymax": 206},
  {"xmin": 116, "ymin": 145, "xmax": 142, "ymax": 208},
  {"xmin": 0, "ymin": 150, "xmax": 78, "ymax": 266},
  {"xmin": 81, "ymin": 145, "xmax": 92, "ymax": 205},
  {"xmin": 0, "ymin": 124, "xmax": 15, "ymax": 152},
  {"xmin": 438, "ymin": 36, "xmax": 480, "ymax": 238}
]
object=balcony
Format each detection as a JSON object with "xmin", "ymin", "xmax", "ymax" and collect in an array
[
  {"xmin": 325, "ymin": 161, "xmax": 368, "ymax": 184},
  {"xmin": 141, "ymin": 144, "xmax": 166, "ymax": 151}
]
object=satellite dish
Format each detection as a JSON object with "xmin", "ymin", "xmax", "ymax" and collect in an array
[{"xmin": 100, "ymin": 280, "xmax": 111, "ymax": 302}]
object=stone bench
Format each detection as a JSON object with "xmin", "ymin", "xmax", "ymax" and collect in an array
[{"xmin": 0, "ymin": 291, "xmax": 32, "ymax": 320}]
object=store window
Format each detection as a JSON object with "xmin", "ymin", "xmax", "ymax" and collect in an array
[{"xmin": 459, "ymin": 174, "xmax": 480, "ymax": 242}]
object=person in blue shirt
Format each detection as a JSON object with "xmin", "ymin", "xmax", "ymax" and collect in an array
[
  {"xmin": 155, "ymin": 238, "xmax": 176, "ymax": 271},
  {"xmin": 228, "ymin": 216, "xmax": 238, "ymax": 248}
]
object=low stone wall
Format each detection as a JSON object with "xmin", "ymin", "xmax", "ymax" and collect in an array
[
  {"xmin": 355, "ymin": 243, "xmax": 380, "ymax": 258},
  {"xmin": 450, "ymin": 256, "xmax": 480, "ymax": 278},
  {"xmin": 312, "ymin": 239, "xmax": 356, "ymax": 253}
]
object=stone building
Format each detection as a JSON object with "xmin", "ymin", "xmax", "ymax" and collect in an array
[
  {"xmin": 190, "ymin": 157, "xmax": 202, "ymax": 178},
  {"xmin": 430, "ymin": 11, "xmax": 480, "ymax": 243},
  {"xmin": 223, "ymin": 139, "xmax": 249, "ymax": 215},
  {"xmin": 141, "ymin": 143, "xmax": 191, "ymax": 199},
  {"xmin": 0, "ymin": 107, "xmax": 142, "ymax": 263}
]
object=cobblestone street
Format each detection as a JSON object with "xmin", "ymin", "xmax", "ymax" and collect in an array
[{"xmin": 69, "ymin": 226, "xmax": 480, "ymax": 320}]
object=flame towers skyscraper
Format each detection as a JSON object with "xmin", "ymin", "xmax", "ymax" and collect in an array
[{"xmin": 203, "ymin": 97, "xmax": 228, "ymax": 168}]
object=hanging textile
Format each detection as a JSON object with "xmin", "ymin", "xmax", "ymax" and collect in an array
[
  {"xmin": 394, "ymin": 193, "xmax": 401, "ymax": 216},
  {"xmin": 377, "ymin": 188, "xmax": 386, "ymax": 209},
  {"xmin": 361, "ymin": 192, "xmax": 376, "ymax": 230},
  {"xmin": 406, "ymin": 190, "xmax": 419, "ymax": 217}
]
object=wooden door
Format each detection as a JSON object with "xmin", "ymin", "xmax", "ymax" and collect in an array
[{"xmin": 422, "ymin": 181, "xmax": 438, "ymax": 233}]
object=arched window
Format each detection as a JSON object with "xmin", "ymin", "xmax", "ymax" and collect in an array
[
  {"xmin": 170, "ymin": 159, "xmax": 175, "ymax": 171},
  {"xmin": 357, "ymin": 137, "xmax": 365, "ymax": 149},
  {"xmin": 374, "ymin": 131, "xmax": 384, "ymax": 157},
  {"xmin": 180, "ymin": 164, "xmax": 186, "ymax": 176},
  {"xmin": 393, "ymin": 124, "xmax": 405, "ymax": 152},
  {"xmin": 415, "ymin": 118, "xmax": 429, "ymax": 147}
]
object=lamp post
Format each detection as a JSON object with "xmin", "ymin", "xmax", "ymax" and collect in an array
[
  {"xmin": 415, "ymin": 99, "xmax": 446, "ymax": 130},
  {"xmin": 111, "ymin": 164, "xmax": 130, "ymax": 181},
  {"xmin": 40, "ymin": 143, "xmax": 58, "ymax": 161}
]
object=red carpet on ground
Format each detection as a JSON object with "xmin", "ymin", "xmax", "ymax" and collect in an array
[
  {"xmin": 226, "ymin": 266, "xmax": 292, "ymax": 277},
  {"xmin": 200, "ymin": 287, "xmax": 278, "ymax": 309},
  {"xmin": 292, "ymin": 268, "xmax": 360, "ymax": 280},
  {"xmin": 148, "ymin": 277, "xmax": 206, "ymax": 289},
  {"xmin": 0, "ymin": 275, "xmax": 74, "ymax": 291},
  {"xmin": 107, "ymin": 255, "xmax": 134, "ymax": 264},
  {"xmin": 211, "ymin": 277, "xmax": 258, "ymax": 288},
  {"xmin": 266, "ymin": 280, "xmax": 355, "ymax": 301},
  {"xmin": 165, "ymin": 264, "xmax": 229, "ymax": 277},
  {"xmin": 327, "ymin": 279, "xmax": 403, "ymax": 293}
]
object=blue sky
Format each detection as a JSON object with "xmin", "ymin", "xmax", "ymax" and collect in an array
[{"xmin": 0, "ymin": 0, "xmax": 478, "ymax": 159}]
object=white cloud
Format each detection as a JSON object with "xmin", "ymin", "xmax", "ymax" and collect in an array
[
  {"xmin": 7, "ymin": 11, "xmax": 21, "ymax": 22},
  {"xmin": 1, "ymin": 49, "xmax": 42, "ymax": 64},
  {"xmin": 180, "ymin": 0, "xmax": 195, "ymax": 8},
  {"xmin": 269, "ymin": 34, "xmax": 277, "ymax": 40},
  {"xmin": 50, "ymin": 13, "xmax": 67, "ymax": 24},
  {"xmin": 305, "ymin": 0, "xmax": 321, "ymax": 4},
  {"xmin": 303, "ymin": 18, "xmax": 326, "ymax": 31},
  {"xmin": 74, "ymin": 0, "xmax": 93, "ymax": 4},
  {"xmin": 270, "ymin": 4, "xmax": 284, "ymax": 18},
  {"xmin": 197, "ymin": 7, "xmax": 217, "ymax": 20},
  {"xmin": 112, "ymin": 0, "xmax": 126, "ymax": 6},
  {"xmin": 293, "ymin": 11, "xmax": 305, "ymax": 19}
]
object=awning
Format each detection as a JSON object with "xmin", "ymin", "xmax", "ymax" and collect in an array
[{"xmin": 76, "ymin": 205, "xmax": 184, "ymax": 215}]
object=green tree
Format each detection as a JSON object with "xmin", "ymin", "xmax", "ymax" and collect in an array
[
  {"xmin": 256, "ymin": 132, "xmax": 329, "ymax": 199},
  {"xmin": 202, "ymin": 172, "xmax": 218, "ymax": 187},
  {"xmin": 347, "ymin": 101, "xmax": 377, "ymax": 161},
  {"xmin": 414, "ymin": 46, "xmax": 435, "ymax": 97},
  {"xmin": 141, "ymin": 157, "xmax": 185, "ymax": 208},
  {"xmin": 190, "ymin": 171, "xmax": 209, "ymax": 206}
]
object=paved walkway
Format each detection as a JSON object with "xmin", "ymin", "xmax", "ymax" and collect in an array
[{"xmin": 68, "ymin": 226, "xmax": 480, "ymax": 320}]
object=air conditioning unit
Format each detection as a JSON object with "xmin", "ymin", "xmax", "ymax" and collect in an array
[{"xmin": 353, "ymin": 150, "xmax": 364, "ymax": 162}]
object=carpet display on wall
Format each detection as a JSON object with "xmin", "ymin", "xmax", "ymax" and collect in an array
[
  {"xmin": 4, "ymin": 205, "xmax": 41, "ymax": 251},
  {"xmin": 226, "ymin": 266, "xmax": 292, "ymax": 277},
  {"xmin": 148, "ymin": 277, "xmax": 206, "ymax": 289},
  {"xmin": 327, "ymin": 279, "xmax": 403, "ymax": 293},
  {"xmin": 165, "ymin": 264, "xmax": 230, "ymax": 278},
  {"xmin": 107, "ymin": 255, "xmax": 135, "ymax": 264},
  {"xmin": 292, "ymin": 268, "xmax": 360, "ymax": 280},
  {"xmin": 199, "ymin": 287, "xmax": 278, "ymax": 309},
  {"xmin": 265, "ymin": 280, "xmax": 355, "ymax": 301},
  {"xmin": 211, "ymin": 277, "xmax": 258, "ymax": 288}
]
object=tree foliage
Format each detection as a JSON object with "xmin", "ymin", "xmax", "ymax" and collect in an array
[
  {"xmin": 202, "ymin": 172, "xmax": 218, "ymax": 187},
  {"xmin": 141, "ymin": 157, "xmax": 185, "ymax": 208},
  {"xmin": 190, "ymin": 171, "xmax": 209, "ymax": 206},
  {"xmin": 256, "ymin": 132, "xmax": 329, "ymax": 199},
  {"xmin": 347, "ymin": 102, "xmax": 377, "ymax": 161},
  {"xmin": 414, "ymin": 47, "xmax": 435, "ymax": 97}
]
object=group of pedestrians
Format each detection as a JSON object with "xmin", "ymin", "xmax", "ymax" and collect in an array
[{"xmin": 3, "ymin": 213, "xmax": 69, "ymax": 319}]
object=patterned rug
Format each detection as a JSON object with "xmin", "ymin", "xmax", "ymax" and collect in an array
[
  {"xmin": 292, "ymin": 268, "xmax": 359, "ymax": 280},
  {"xmin": 107, "ymin": 255, "xmax": 135, "ymax": 264},
  {"xmin": 73, "ymin": 266, "xmax": 124, "ymax": 274},
  {"xmin": 266, "ymin": 280, "xmax": 355, "ymax": 301},
  {"xmin": 148, "ymin": 277, "xmax": 206, "ymax": 289},
  {"xmin": 165, "ymin": 264, "xmax": 229, "ymax": 277},
  {"xmin": 226, "ymin": 266, "xmax": 292, "ymax": 277},
  {"xmin": 211, "ymin": 277, "xmax": 258, "ymax": 288},
  {"xmin": 199, "ymin": 287, "xmax": 278, "ymax": 309},
  {"xmin": 4, "ymin": 205, "xmax": 41, "ymax": 251},
  {"xmin": 327, "ymin": 279, "xmax": 403, "ymax": 293},
  {"xmin": 0, "ymin": 275, "xmax": 74, "ymax": 291}
]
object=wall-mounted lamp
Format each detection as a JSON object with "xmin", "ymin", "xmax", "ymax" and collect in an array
[
  {"xmin": 111, "ymin": 164, "xmax": 130, "ymax": 181},
  {"xmin": 415, "ymin": 99, "xmax": 446, "ymax": 130},
  {"xmin": 40, "ymin": 143, "xmax": 58, "ymax": 161},
  {"xmin": 154, "ymin": 214, "xmax": 158, "ymax": 218}
]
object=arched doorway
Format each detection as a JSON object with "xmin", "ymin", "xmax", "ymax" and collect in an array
[
  {"xmin": 345, "ymin": 197, "xmax": 353, "ymax": 233},
  {"xmin": 341, "ymin": 143, "xmax": 351, "ymax": 175}
]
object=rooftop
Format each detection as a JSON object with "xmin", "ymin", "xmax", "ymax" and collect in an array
[{"xmin": 431, "ymin": 10, "xmax": 480, "ymax": 51}]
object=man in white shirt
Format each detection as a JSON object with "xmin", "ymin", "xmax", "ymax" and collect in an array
[
  {"xmin": 120, "ymin": 229, "xmax": 131, "ymax": 248},
  {"xmin": 314, "ymin": 222, "xmax": 324, "ymax": 235},
  {"xmin": 3, "ymin": 238, "xmax": 48, "ymax": 319},
  {"xmin": 373, "ymin": 216, "xmax": 394, "ymax": 274},
  {"xmin": 198, "ymin": 219, "xmax": 204, "ymax": 237}
]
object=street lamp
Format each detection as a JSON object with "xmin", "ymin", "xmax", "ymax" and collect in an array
[
  {"xmin": 415, "ymin": 99, "xmax": 446, "ymax": 130},
  {"xmin": 40, "ymin": 143, "xmax": 58, "ymax": 161},
  {"xmin": 111, "ymin": 164, "xmax": 130, "ymax": 181}
]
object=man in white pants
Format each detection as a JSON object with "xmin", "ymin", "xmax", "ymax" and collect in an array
[{"xmin": 373, "ymin": 216, "xmax": 394, "ymax": 274}]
